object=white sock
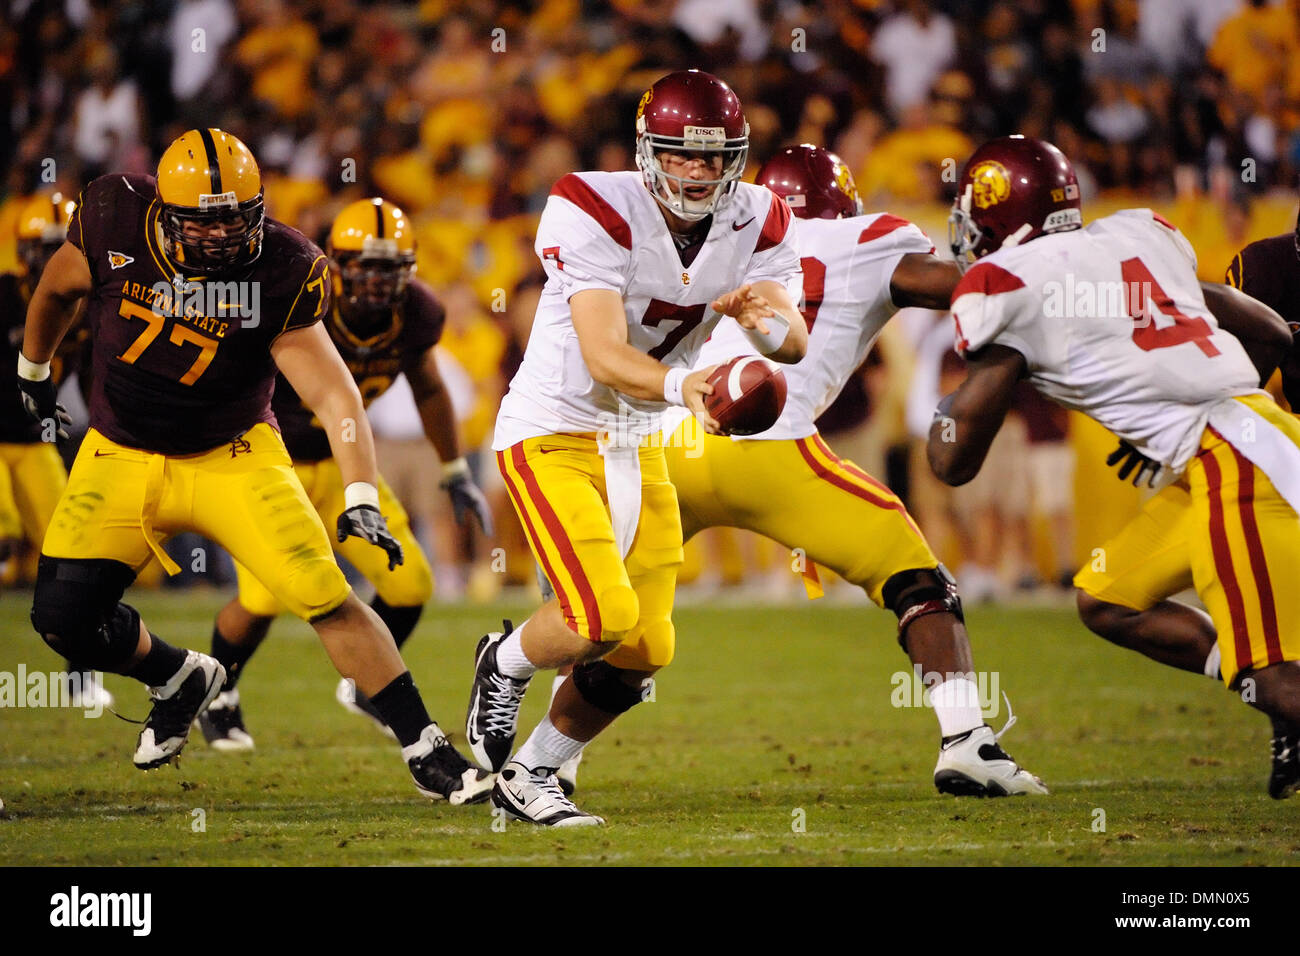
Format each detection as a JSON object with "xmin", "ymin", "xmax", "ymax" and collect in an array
[
  {"xmin": 1203, "ymin": 644, "xmax": 1222, "ymax": 680},
  {"xmin": 929, "ymin": 677, "xmax": 984, "ymax": 738},
  {"xmin": 550, "ymin": 673, "xmax": 567, "ymax": 703},
  {"xmin": 513, "ymin": 716, "xmax": 585, "ymax": 772},
  {"xmin": 496, "ymin": 620, "xmax": 535, "ymax": 679}
]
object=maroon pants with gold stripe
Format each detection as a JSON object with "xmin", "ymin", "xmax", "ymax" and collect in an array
[
  {"xmin": 664, "ymin": 420, "xmax": 937, "ymax": 607},
  {"xmin": 497, "ymin": 434, "xmax": 683, "ymax": 671}
]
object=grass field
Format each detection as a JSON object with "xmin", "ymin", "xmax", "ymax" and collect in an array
[{"xmin": 0, "ymin": 589, "xmax": 1295, "ymax": 867}]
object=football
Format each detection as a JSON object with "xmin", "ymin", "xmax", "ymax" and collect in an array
[{"xmin": 704, "ymin": 355, "xmax": 788, "ymax": 435}]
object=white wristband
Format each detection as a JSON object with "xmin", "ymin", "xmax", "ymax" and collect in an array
[
  {"xmin": 741, "ymin": 312, "xmax": 790, "ymax": 355},
  {"xmin": 440, "ymin": 456, "xmax": 469, "ymax": 482},
  {"xmin": 663, "ymin": 367, "xmax": 688, "ymax": 407},
  {"xmin": 343, "ymin": 481, "xmax": 380, "ymax": 510},
  {"xmin": 18, "ymin": 354, "xmax": 51, "ymax": 382}
]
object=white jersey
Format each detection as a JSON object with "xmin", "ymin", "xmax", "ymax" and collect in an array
[
  {"xmin": 493, "ymin": 171, "xmax": 801, "ymax": 448},
  {"xmin": 951, "ymin": 208, "xmax": 1260, "ymax": 475},
  {"xmin": 688, "ymin": 212, "xmax": 934, "ymax": 440}
]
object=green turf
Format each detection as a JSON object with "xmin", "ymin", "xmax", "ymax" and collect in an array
[{"xmin": 0, "ymin": 589, "xmax": 1295, "ymax": 866}]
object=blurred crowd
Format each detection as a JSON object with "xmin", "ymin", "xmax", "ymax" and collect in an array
[{"xmin": 3, "ymin": 0, "xmax": 1300, "ymax": 603}]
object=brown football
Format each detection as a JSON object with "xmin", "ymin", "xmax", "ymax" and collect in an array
[{"xmin": 703, "ymin": 356, "xmax": 788, "ymax": 435}]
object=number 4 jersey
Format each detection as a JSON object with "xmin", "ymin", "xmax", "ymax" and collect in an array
[
  {"xmin": 68, "ymin": 173, "xmax": 330, "ymax": 455},
  {"xmin": 493, "ymin": 170, "xmax": 801, "ymax": 447},
  {"xmin": 951, "ymin": 208, "xmax": 1260, "ymax": 475}
]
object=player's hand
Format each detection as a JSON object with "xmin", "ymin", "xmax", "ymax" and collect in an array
[
  {"xmin": 17, "ymin": 375, "xmax": 71, "ymax": 442},
  {"xmin": 712, "ymin": 284, "xmax": 777, "ymax": 336},
  {"xmin": 1106, "ymin": 439, "xmax": 1161, "ymax": 487},
  {"xmin": 337, "ymin": 505, "xmax": 404, "ymax": 570},
  {"xmin": 684, "ymin": 364, "xmax": 721, "ymax": 435},
  {"xmin": 441, "ymin": 471, "xmax": 494, "ymax": 536}
]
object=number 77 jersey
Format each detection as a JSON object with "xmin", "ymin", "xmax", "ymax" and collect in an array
[
  {"xmin": 68, "ymin": 173, "xmax": 331, "ymax": 455},
  {"xmin": 951, "ymin": 208, "xmax": 1260, "ymax": 475}
]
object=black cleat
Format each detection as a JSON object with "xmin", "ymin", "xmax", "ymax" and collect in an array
[
  {"xmin": 404, "ymin": 725, "xmax": 494, "ymax": 805},
  {"xmin": 134, "ymin": 651, "xmax": 226, "ymax": 769},
  {"xmin": 466, "ymin": 621, "xmax": 530, "ymax": 772},
  {"xmin": 1269, "ymin": 733, "xmax": 1300, "ymax": 799},
  {"xmin": 197, "ymin": 689, "xmax": 255, "ymax": 752}
]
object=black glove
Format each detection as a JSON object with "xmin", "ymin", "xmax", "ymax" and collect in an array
[
  {"xmin": 337, "ymin": 505, "xmax": 404, "ymax": 570},
  {"xmin": 441, "ymin": 469, "xmax": 494, "ymax": 535},
  {"xmin": 17, "ymin": 374, "xmax": 71, "ymax": 442},
  {"xmin": 1106, "ymin": 439, "xmax": 1161, "ymax": 487}
]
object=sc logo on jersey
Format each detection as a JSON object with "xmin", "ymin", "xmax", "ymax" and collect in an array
[{"xmin": 969, "ymin": 160, "xmax": 1011, "ymax": 210}]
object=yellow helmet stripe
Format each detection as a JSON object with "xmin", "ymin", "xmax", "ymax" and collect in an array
[{"xmin": 197, "ymin": 127, "xmax": 222, "ymax": 194}]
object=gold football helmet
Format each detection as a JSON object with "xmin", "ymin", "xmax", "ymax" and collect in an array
[
  {"xmin": 326, "ymin": 198, "xmax": 417, "ymax": 318},
  {"xmin": 155, "ymin": 128, "xmax": 264, "ymax": 273},
  {"xmin": 16, "ymin": 192, "xmax": 77, "ymax": 279}
]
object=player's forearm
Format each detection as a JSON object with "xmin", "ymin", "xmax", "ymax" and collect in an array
[
  {"xmin": 414, "ymin": 388, "xmax": 461, "ymax": 463},
  {"xmin": 585, "ymin": 341, "xmax": 681, "ymax": 402},
  {"xmin": 22, "ymin": 285, "xmax": 82, "ymax": 364},
  {"xmin": 1200, "ymin": 282, "xmax": 1292, "ymax": 385},
  {"xmin": 316, "ymin": 392, "xmax": 380, "ymax": 487},
  {"xmin": 766, "ymin": 305, "xmax": 807, "ymax": 364}
]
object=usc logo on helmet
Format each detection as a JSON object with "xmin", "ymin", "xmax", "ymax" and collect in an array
[
  {"xmin": 833, "ymin": 160, "xmax": 859, "ymax": 207},
  {"xmin": 636, "ymin": 88, "xmax": 653, "ymax": 121},
  {"xmin": 969, "ymin": 160, "xmax": 1011, "ymax": 210}
]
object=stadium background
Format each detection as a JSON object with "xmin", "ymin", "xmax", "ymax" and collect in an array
[{"xmin": 3, "ymin": 0, "xmax": 1298, "ymax": 605}]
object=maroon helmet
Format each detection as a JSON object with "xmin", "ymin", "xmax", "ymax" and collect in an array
[
  {"xmin": 635, "ymin": 70, "xmax": 749, "ymax": 221},
  {"xmin": 757, "ymin": 144, "xmax": 862, "ymax": 220},
  {"xmin": 949, "ymin": 135, "xmax": 1082, "ymax": 267}
]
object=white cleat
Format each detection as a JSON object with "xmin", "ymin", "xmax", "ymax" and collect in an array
[
  {"xmin": 556, "ymin": 750, "xmax": 583, "ymax": 797},
  {"xmin": 492, "ymin": 760, "xmax": 604, "ymax": 827},
  {"xmin": 934, "ymin": 699, "xmax": 1047, "ymax": 797},
  {"xmin": 65, "ymin": 671, "xmax": 114, "ymax": 711}
]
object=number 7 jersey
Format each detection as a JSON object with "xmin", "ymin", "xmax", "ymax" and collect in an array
[
  {"xmin": 493, "ymin": 170, "xmax": 801, "ymax": 447},
  {"xmin": 68, "ymin": 173, "xmax": 330, "ymax": 455},
  {"xmin": 951, "ymin": 208, "xmax": 1260, "ymax": 474}
]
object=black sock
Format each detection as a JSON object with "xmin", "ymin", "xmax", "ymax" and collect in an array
[
  {"xmin": 369, "ymin": 671, "xmax": 432, "ymax": 749},
  {"xmin": 371, "ymin": 597, "xmax": 422, "ymax": 651},
  {"xmin": 129, "ymin": 635, "xmax": 188, "ymax": 687},
  {"xmin": 210, "ymin": 626, "xmax": 263, "ymax": 691}
]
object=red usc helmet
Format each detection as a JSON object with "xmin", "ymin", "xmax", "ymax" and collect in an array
[
  {"xmin": 756, "ymin": 144, "xmax": 862, "ymax": 220},
  {"xmin": 949, "ymin": 135, "xmax": 1082, "ymax": 268},
  {"xmin": 635, "ymin": 70, "xmax": 749, "ymax": 222}
]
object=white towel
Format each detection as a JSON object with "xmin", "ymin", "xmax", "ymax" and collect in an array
[
  {"xmin": 598, "ymin": 432, "xmax": 642, "ymax": 559},
  {"xmin": 1207, "ymin": 397, "xmax": 1300, "ymax": 517}
]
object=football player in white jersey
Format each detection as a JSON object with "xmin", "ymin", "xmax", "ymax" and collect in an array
[
  {"xmin": 929, "ymin": 135, "xmax": 1300, "ymax": 797},
  {"xmin": 465, "ymin": 70, "xmax": 808, "ymax": 825},
  {"xmin": 549, "ymin": 145, "xmax": 1047, "ymax": 799}
]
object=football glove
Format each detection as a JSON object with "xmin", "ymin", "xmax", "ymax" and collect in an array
[
  {"xmin": 1106, "ymin": 439, "xmax": 1161, "ymax": 487},
  {"xmin": 17, "ymin": 374, "xmax": 71, "ymax": 442},
  {"xmin": 440, "ymin": 465, "xmax": 493, "ymax": 535},
  {"xmin": 337, "ymin": 505, "xmax": 404, "ymax": 570}
]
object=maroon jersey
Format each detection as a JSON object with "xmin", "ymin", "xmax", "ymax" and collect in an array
[
  {"xmin": 68, "ymin": 173, "xmax": 329, "ymax": 454},
  {"xmin": 273, "ymin": 277, "xmax": 445, "ymax": 462},
  {"xmin": 1, "ymin": 273, "xmax": 87, "ymax": 443},
  {"xmin": 1226, "ymin": 234, "xmax": 1300, "ymax": 409}
]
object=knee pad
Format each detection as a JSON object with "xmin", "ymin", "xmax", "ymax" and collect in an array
[
  {"xmin": 605, "ymin": 619, "xmax": 675, "ymax": 671},
  {"xmin": 595, "ymin": 584, "xmax": 639, "ymax": 639},
  {"xmin": 571, "ymin": 659, "xmax": 650, "ymax": 715},
  {"xmin": 32, "ymin": 556, "xmax": 140, "ymax": 671},
  {"xmin": 882, "ymin": 564, "xmax": 964, "ymax": 649}
]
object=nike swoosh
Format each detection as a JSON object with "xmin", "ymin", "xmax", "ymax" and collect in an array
[
  {"xmin": 93, "ymin": 449, "xmax": 116, "ymax": 457},
  {"xmin": 536, "ymin": 445, "xmax": 569, "ymax": 455},
  {"xmin": 466, "ymin": 698, "xmax": 484, "ymax": 746},
  {"xmin": 733, "ymin": 217, "xmax": 755, "ymax": 231}
]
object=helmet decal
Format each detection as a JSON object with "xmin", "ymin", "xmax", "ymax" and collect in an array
[{"xmin": 969, "ymin": 160, "xmax": 1011, "ymax": 210}]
